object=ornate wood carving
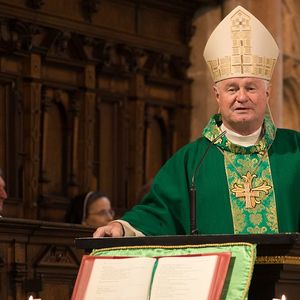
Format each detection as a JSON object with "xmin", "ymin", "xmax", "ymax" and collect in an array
[
  {"xmin": 0, "ymin": 0, "xmax": 192, "ymax": 221},
  {"xmin": 0, "ymin": 218, "xmax": 94, "ymax": 300},
  {"xmin": 69, "ymin": 92, "xmax": 80, "ymax": 188},
  {"xmin": 1, "ymin": 17, "xmax": 189, "ymax": 80},
  {"xmin": 37, "ymin": 245, "xmax": 78, "ymax": 267},
  {"xmin": 40, "ymin": 88, "xmax": 52, "ymax": 183},
  {"xmin": 0, "ymin": 1, "xmax": 198, "ymax": 298},
  {"xmin": 79, "ymin": 91, "xmax": 96, "ymax": 192},
  {"xmin": 0, "ymin": 19, "xmax": 41, "ymax": 53},
  {"xmin": 22, "ymin": 54, "xmax": 42, "ymax": 218},
  {"xmin": 26, "ymin": 0, "xmax": 45, "ymax": 10},
  {"xmin": 283, "ymin": 55, "xmax": 300, "ymax": 130},
  {"xmin": 81, "ymin": 0, "xmax": 101, "ymax": 22},
  {"xmin": 39, "ymin": 86, "xmax": 82, "ymax": 212},
  {"xmin": 11, "ymin": 262, "xmax": 27, "ymax": 282},
  {"xmin": 0, "ymin": 77, "xmax": 24, "ymax": 215}
]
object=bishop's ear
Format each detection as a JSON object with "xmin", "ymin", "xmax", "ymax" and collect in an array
[
  {"xmin": 266, "ymin": 83, "xmax": 271, "ymax": 99},
  {"xmin": 213, "ymin": 85, "xmax": 220, "ymax": 103}
]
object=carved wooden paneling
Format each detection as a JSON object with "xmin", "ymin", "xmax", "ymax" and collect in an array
[
  {"xmin": 38, "ymin": 87, "xmax": 76, "ymax": 221},
  {"xmin": 145, "ymin": 105, "xmax": 173, "ymax": 182},
  {"xmin": 282, "ymin": 0, "xmax": 300, "ymax": 131},
  {"xmin": 96, "ymin": 92, "xmax": 129, "ymax": 214},
  {"xmin": 283, "ymin": 77, "xmax": 300, "ymax": 130},
  {"xmin": 77, "ymin": 90, "xmax": 96, "ymax": 192},
  {"xmin": 0, "ymin": 218, "xmax": 94, "ymax": 300},
  {"xmin": 0, "ymin": 77, "xmax": 24, "ymax": 217},
  {"xmin": 0, "ymin": 0, "xmax": 194, "ymax": 221}
]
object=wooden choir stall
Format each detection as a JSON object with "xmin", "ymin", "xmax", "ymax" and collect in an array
[{"xmin": 0, "ymin": 218, "xmax": 94, "ymax": 300}]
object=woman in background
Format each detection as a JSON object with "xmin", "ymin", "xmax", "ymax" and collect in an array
[{"xmin": 65, "ymin": 191, "xmax": 114, "ymax": 227}]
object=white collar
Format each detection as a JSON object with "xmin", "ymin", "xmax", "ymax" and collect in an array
[{"xmin": 220, "ymin": 124, "xmax": 262, "ymax": 147}]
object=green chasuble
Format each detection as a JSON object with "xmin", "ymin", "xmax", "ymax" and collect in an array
[{"xmin": 121, "ymin": 114, "xmax": 300, "ymax": 235}]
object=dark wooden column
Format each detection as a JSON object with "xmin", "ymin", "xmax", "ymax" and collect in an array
[{"xmin": 23, "ymin": 53, "xmax": 42, "ymax": 219}]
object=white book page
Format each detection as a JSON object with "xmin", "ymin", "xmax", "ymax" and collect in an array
[
  {"xmin": 83, "ymin": 257, "xmax": 156, "ymax": 300},
  {"xmin": 150, "ymin": 255, "xmax": 218, "ymax": 300}
]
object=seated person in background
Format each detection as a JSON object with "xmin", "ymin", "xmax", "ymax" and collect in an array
[
  {"xmin": 0, "ymin": 169, "xmax": 8, "ymax": 217},
  {"xmin": 65, "ymin": 191, "xmax": 114, "ymax": 227},
  {"xmin": 93, "ymin": 6, "xmax": 300, "ymax": 238}
]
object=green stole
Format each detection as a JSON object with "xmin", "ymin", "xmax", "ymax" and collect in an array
[{"xmin": 202, "ymin": 114, "xmax": 279, "ymax": 234}]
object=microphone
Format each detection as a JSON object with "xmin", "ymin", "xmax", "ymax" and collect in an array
[{"xmin": 189, "ymin": 130, "xmax": 226, "ymax": 235}]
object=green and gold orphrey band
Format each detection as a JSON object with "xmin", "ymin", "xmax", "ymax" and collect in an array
[{"xmin": 203, "ymin": 114, "xmax": 279, "ymax": 234}]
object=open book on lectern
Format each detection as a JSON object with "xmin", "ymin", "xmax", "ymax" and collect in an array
[{"xmin": 71, "ymin": 251, "xmax": 231, "ymax": 300}]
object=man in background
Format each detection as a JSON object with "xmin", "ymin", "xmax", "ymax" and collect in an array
[{"xmin": 0, "ymin": 169, "xmax": 8, "ymax": 217}]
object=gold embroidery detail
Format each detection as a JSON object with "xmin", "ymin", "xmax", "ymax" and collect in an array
[
  {"xmin": 266, "ymin": 204, "xmax": 278, "ymax": 231},
  {"xmin": 249, "ymin": 213, "xmax": 262, "ymax": 225},
  {"xmin": 231, "ymin": 172, "xmax": 272, "ymax": 208},
  {"xmin": 247, "ymin": 225, "xmax": 267, "ymax": 234},
  {"xmin": 231, "ymin": 202, "xmax": 246, "ymax": 233},
  {"xmin": 256, "ymin": 255, "xmax": 300, "ymax": 265},
  {"xmin": 207, "ymin": 9, "xmax": 277, "ymax": 82}
]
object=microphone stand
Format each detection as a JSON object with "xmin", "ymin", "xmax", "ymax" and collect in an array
[{"xmin": 189, "ymin": 131, "xmax": 226, "ymax": 235}]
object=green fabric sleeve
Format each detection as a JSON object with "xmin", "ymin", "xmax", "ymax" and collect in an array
[
  {"xmin": 121, "ymin": 142, "xmax": 198, "ymax": 235},
  {"xmin": 121, "ymin": 137, "xmax": 234, "ymax": 235}
]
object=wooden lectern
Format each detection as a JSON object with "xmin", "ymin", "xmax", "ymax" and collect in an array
[{"xmin": 75, "ymin": 233, "xmax": 300, "ymax": 300}]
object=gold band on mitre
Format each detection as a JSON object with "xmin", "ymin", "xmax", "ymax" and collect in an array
[{"xmin": 203, "ymin": 6, "xmax": 279, "ymax": 83}]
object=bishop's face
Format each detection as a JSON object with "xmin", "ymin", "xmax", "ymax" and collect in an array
[{"xmin": 213, "ymin": 77, "xmax": 270, "ymax": 135}]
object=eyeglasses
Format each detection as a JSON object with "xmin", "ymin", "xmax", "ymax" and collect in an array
[{"xmin": 88, "ymin": 209, "xmax": 115, "ymax": 218}]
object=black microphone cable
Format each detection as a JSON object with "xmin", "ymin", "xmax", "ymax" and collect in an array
[{"xmin": 189, "ymin": 130, "xmax": 226, "ymax": 235}]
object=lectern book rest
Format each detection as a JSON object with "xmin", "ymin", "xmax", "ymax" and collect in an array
[
  {"xmin": 75, "ymin": 233, "xmax": 299, "ymax": 253},
  {"xmin": 71, "ymin": 252, "xmax": 231, "ymax": 300},
  {"xmin": 74, "ymin": 233, "xmax": 300, "ymax": 300}
]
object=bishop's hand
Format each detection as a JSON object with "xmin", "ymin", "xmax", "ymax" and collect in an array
[{"xmin": 93, "ymin": 222, "xmax": 124, "ymax": 238}]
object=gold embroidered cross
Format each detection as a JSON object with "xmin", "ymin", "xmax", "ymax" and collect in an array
[{"xmin": 231, "ymin": 172, "xmax": 272, "ymax": 208}]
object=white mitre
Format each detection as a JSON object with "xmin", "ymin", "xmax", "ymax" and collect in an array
[{"xmin": 203, "ymin": 6, "xmax": 279, "ymax": 83}]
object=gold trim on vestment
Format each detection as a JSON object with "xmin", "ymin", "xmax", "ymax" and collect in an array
[{"xmin": 256, "ymin": 255, "xmax": 300, "ymax": 265}]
